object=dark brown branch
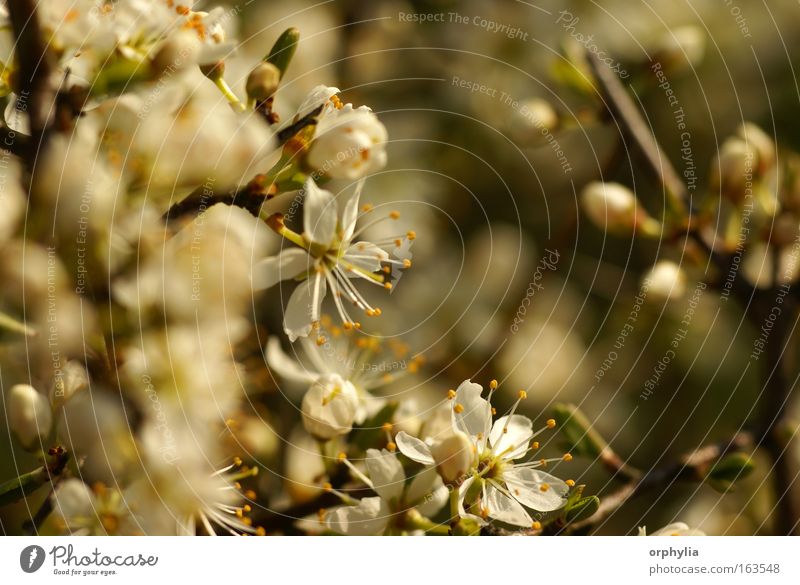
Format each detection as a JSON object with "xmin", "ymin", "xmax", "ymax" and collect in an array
[
  {"xmin": 6, "ymin": 0, "xmax": 55, "ymax": 168},
  {"xmin": 0, "ymin": 126, "xmax": 30, "ymax": 158},
  {"xmin": 585, "ymin": 50, "xmax": 687, "ymax": 209},
  {"xmin": 568, "ymin": 432, "xmax": 755, "ymax": 534}
]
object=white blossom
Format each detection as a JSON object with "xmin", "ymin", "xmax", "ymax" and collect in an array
[
  {"xmin": 307, "ymin": 104, "xmax": 388, "ymax": 179},
  {"xmin": 397, "ymin": 380, "xmax": 571, "ymax": 527},
  {"xmin": 253, "ymin": 178, "xmax": 413, "ymax": 340},
  {"xmin": 323, "ymin": 449, "xmax": 447, "ymax": 535},
  {"xmin": 8, "ymin": 384, "xmax": 52, "ymax": 449},
  {"xmin": 639, "ymin": 522, "xmax": 706, "ymax": 536}
]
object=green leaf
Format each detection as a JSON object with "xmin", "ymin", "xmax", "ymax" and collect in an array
[
  {"xmin": 564, "ymin": 495, "xmax": 600, "ymax": 524},
  {"xmin": 0, "ymin": 310, "xmax": 36, "ymax": 338},
  {"xmin": 706, "ymin": 453, "xmax": 754, "ymax": 492},
  {"xmin": 266, "ymin": 27, "xmax": 300, "ymax": 80},
  {"xmin": 0, "ymin": 467, "xmax": 49, "ymax": 507},
  {"xmin": 552, "ymin": 403, "xmax": 608, "ymax": 459}
]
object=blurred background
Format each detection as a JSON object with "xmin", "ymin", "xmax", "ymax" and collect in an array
[{"xmin": 4, "ymin": 0, "xmax": 800, "ymax": 535}]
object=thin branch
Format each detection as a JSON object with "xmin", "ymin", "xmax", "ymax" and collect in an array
[
  {"xmin": 6, "ymin": 0, "xmax": 55, "ymax": 168},
  {"xmin": 585, "ymin": 50, "xmax": 687, "ymax": 209},
  {"xmin": 568, "ymin": 432, "xmax": 755, "ymax": 534}
]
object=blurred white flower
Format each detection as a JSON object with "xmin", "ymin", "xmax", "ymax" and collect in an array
[
  {"xmin": 643, "ymin": 260, "xmax": 687, "ymax": 301},
  {"xmin": 324, "ymin": 449, "xmax": 447, "ymax": 535},
  {"xmin": 639, "ymin": 522, "xmax": 706, "ymax": 536},
  {"xmin": 133, "ymin": 424, "xmax": 262, "ymax": 535},
  {"xmin": 254, "ymin": 178, "xmax": 413, "ymax": 340},
  {"xmin": 7, "ymin": 384, "xmax": 52, "ymax": 449},
  {"xmin": 52, "ymin": 479, "xmax": 140, "ymax": 536}
]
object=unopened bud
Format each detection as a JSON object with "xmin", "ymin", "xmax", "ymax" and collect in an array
[
  {"xmin": 643, "ymin": 260, "xmax": 686, "ymax": 302},
  {"xmin": 711, "ymin": 137, "xmax": 756, "ymax": 204},
  {"xmin": 8, "ymin": 384, "xmax": 52, "ymax": 449},
  {"xmin": 513, "ymin": 98, "xmax": 558, "ymax": 135},
  {"xmin": 655, "ymin": 26, "xmax": 705, "ymax": 72},
  {"xmin": 737, "ymin": 122, "xmax": 775, "ymax": 173},
  {"xmin": 430, "ymin": 431, "xmax": 473, "ymax": 484},
  {"xmin": 246, "ymin": 62, "xmax": 281, "ymax": 102},
  {"xmin": 580, "ymin": 182, "xmax": 659, "ymax": 236},
  {"xmin": 200, "ymin": 60, "xmax": 225, "ymax": 82},
  {"xmin": 151, "ymin": 31, "xmax": 201, "ymax": 78}
]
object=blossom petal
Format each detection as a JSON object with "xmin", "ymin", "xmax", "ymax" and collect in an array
[
  {"xmin": 303, "ymin": 179, "xmax": 337, "ymax": 246},
  {"xmin": 503, "ymin": 467, "xmax": 569, "ymax": 512},
  {"xmin": 340, "ymin": 179, "xmax": 364, "ymax": 241},
  {"xmin": 649, "ymin": 522, "xmax": 705, "ymax": 536},
  {"xmin": 365, "ymin": 449, "xmax": 405, "ymax": 504},
  {"xmin": 325, "ymin": 496, "xmax": 390, "ymax": 535},
  {"xmin": 343, "ymin": 241, "xmax": 389, "ymax": 274},
  {"xmin": 452, "ymin": 380, "xmax": 491, "ymax": 446},
  {"xmin": 52, "ymin": 479, "xmax": 94, "ymax": 520},
  {"xmin": 484, "ymin": 483, "xmax": 533, "ymax": 527},
  {"xmin": 457, "ymin": 476, "xmax": 486, "ymax": 526},
  {"xmin": 265, "ymin": 337, "xmax": 317, "ymax": 387},
  {"xmin": 395, "ymin": 431, "xmax": 434, "ymax": 465},
  {"xmin": 489, "ymin": 415, "xmax": 533, "ymax": 460},
  {"xmin": 284, "ymin": 273, "xmax": 326, "ymax": 342},
  {"xmin": 408, "ymin": 468, "xmax": 448, "ymax": 518},
  {"xmin": 252, "ymin": 248, "xmax": 310, "ymax": 290},
  {"xmin": 295, "ymin": 85, "xmax": 340, "ymax": 120}
]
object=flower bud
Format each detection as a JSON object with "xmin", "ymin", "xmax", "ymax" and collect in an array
[
  {"xmin": 580, "ymin": 182, "xmax": 659, "ymax": 236},
  {"xmin": 246, "ymin": 62, "xmax": 281, "ymax": 102},
  {"xmin": 513, "ymin": 98, "xmax": 558, "ymax": 135},
  {"xmin": 50, "ymin": 361, "xmax": 89, "ymax": 408},
  {"xmin": 429, "ymin": 431, "xmax": 473, "ymax": 484},
  {"xmin": 301, "ymin": 374, "xmax": 359, "ymax": 440},
  {"xmin": 737, "ymin": 122, "xmax": 775, "ymax": 173},
  {"xmin": 711, "ymin": 137, "xmax": 756, "ymax": 204},
  {"xmin": 655, "ymin": 26, "xmax": 705, "ymax": 72},
  {"xmin": 8, "ymin": 384, "xmax": 52, "ymax": 449},
  {"xmin": 151, "ymin": 31, "xmax": 201, "ymax": 78},
  {"xmin": 307, "ymin": 105, "xmax": 388, "ymax": 180},
  {"xmin": 643, "ymin": 260, "xmax": 686, "ymax": 302}
]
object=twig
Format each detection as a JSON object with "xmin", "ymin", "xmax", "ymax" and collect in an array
[
  {"xmin": 586, "ymin": 47, "xmax": 799, "ymax": 535},
  {"xmin": 585, "ymin": 50, "xmax": 687, "ymax": 211},
  {"xmin": 568, "ymin": 432, "xmax": 755, "ymax": 534},
  {"xmin": 6, "ymin": 0, "xmax": 55, "ymax": 168}
]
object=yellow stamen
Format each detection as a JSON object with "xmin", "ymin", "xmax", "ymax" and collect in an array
[
  {"xmin": 546, "ymin": 419, "xmax": 556, "ymax": 429},
  {"xmin": 454, "ymin": 404, "xmax": 464, "ymax": 414}
]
